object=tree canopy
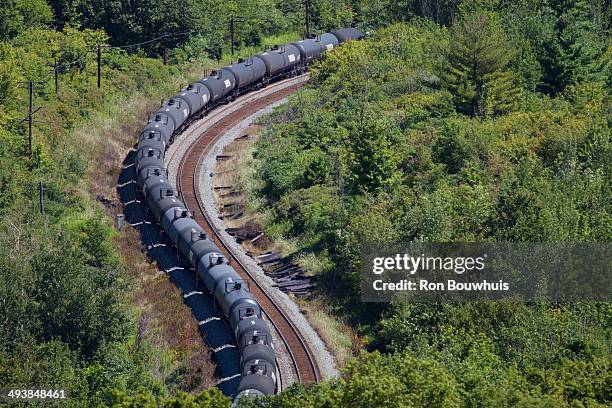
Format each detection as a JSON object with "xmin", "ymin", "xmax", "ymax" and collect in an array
[{"xmin": 245, "ymin": 3, "xmax": 610, "ymax": 406}]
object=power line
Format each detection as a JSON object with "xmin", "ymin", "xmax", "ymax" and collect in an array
[
  {"xmin": 48, "ymin": 59, "xmax": 82, "ymax": 75},
  {"xmin": 91, "ymin": 30, "xmax": 200, "ymax": 87},
  {"xmin": 103, "ymin": 29, "xmax": 200, "ymax": 50},
  {"xmin": 54, "ymin": 24, "xmax": 251, "ymax": 90},
  {"xmin": 107, "ymin": 32, "xmax": 174, "ymax": 49}
]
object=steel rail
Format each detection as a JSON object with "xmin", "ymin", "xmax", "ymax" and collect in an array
[{"xmin": 174, "ymin": 76, "xmax": 320, "ymax": 389}]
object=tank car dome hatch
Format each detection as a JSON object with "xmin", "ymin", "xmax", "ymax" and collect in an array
[
  {"xmin": 228, "ymin": 295, "xmax": 263, "ymax": 327},
  {"xmin": 241, "ymin": 345, "xmax": 276, "ymax": 370},
  {"xmin": 319, "ymin": 32, "xmax": 340, "ymax": 52},
  {"xmin": 196, "ymin": 251, "xmax": 228, "ymax": 273},
  {"xmin": 243, "ymin": 360, "xmax": 274, "ymax": 377},
  {"xmin": 138, "ymin": 130, "xmax": 166, "ymax": 152},
  {"xmin": 177, "ymin": 223, "xmax": 206, "ymax": 260},
  {"xmin": 331, "ymin": 27, "xmax": 365, "ymax": 43},
  {"xmin": 143, "ymin": 113, "xmax": 174, "ymax": 143},
  {"xmin": 229, "ymin": 296, "xmax": 261, "ymax": 327},
  {"xmin": 236, "ymin": 364, "xmax": 276, "ymax": 395},
  {"xmin": 138, "ymin": 129, "xmax": 164, "ymax": 142},
  {"xmin": 243, "ymin": 335, "xmax": 270, "ymax": 348},
  {"xmin": 235, "ymin": 317, "xmax": 270, "ymax": 344},
  {"xmin": 179, "ymin": 228, "xmax": 208, "ymax": 262},
  {"xmin": 161, "ymin": 97, "xmax": 190, "ymax": 129},
  {"xmin": 198, "ymin": 69, "xmax": 236, "ymax": 103},
  {"xmin": 210, "ymin": 266, "xmax": 243, "ymax": 293},
  {"xmin": 135, "ymin": 148, "xmax": 164, "ymax": 173},
  {"xmin": 230, "ymin": 301, "xmax": 262, "ymax": 329},
  {"xmin": 179, "ymin": 83, "xmax": 210, "ymax": 113},
  {"xmin": 160, "ymin": 206, "xmax": 189, "ymax": 232},
  {"xmin": 148, "ymin": 188, "xmax": 183, "ymax": 220},
  {"xmin": 139, "ymin": 167, "xmax": 165, "ymax": 185},
  {"xmin": 190, "ymin": 229, "xmax": 207, "ymax": 242},
  {"xmin": 137, "ymin": 165, "xmax": 165, "ymax": 186}
]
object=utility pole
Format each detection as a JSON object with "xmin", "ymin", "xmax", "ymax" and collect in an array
[
  {"xmin": 18, "ymin": 80, "xmax": 44, "ymax": 156},
  {"xmin": 94, "ymin": 45, "xmax": 112, "ymax": 88},
  {"xmin": 53, "ymin": 56, "xmax": 59, "ymax": 95},
  {"xmin": 161, "ymin": 33, "xmax": 169, "ymax": 65},
  {"xmin": 96, "ymin": 45, "xmax": 101, "ymax": 88},
  {"xmin": 304, "ymin": 0, "xmax": 310, "ymax": 38},
  {"xmin": 229, "ymin": 16, "xmax": 245, "ymax": 59},
  {"xmin": 38, "ymin": 181, "xmax": 45, "ymax": 215},
  {"xmin": 230, "ymin": 18, "xmax": 234, "ymax": 57},
  {"xmin": 48, "ymin": 56, "xmax": 59, "ymax": 96},
  {"xmin": 28, "ymin": 82, "xmax": 33, "ymax": 154}
]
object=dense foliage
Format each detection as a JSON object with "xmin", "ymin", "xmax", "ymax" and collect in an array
[
  {"xmin": 0, "ymin": 0, "xmax": 609, "ymax": 406},
  {"xmin": 247, "ymin": 1, "xmax": 611, "ymax": 406},
  {"xmin": 42, "ymin": 0, "xmax": 354, "ymax": 59}
]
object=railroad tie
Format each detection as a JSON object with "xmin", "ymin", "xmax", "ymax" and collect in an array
[
  {"xmin": 128, "ymin": 220, "xmax": 151, "ymax": 226},
  {"xmin": 215, "ymin": 373, "xmax": 241, "ymax": 385},
  {"xmin": 213, "ymin": 344, "xmax": 237, "ymax": 353},
  {"xmin": 183, "ymin": 290, "xmax": 203, "ymax": 298},
  {"xmin": 123, "ymin": 199, "xmax": 142, "ymax": 205},
  {"xmin": 116, "ymin": 180, "xmax": 136, "ymax": 187},
  {"xmin": 199, "ymin": 317, "xmax": 222, "ymax": 325}
]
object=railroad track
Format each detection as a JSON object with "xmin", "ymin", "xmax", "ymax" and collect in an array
[{"xmin": 174, "ymin": 76, "xmax": 321, "ymax": 387}]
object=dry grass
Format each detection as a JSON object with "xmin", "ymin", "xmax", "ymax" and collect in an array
[
  {"xmin": 296, "ymin": 297, "xmax": 360, "ymax": 368},
  {"xmin": 115, "ymin": 226, "xmax": 216, "ymax": 390}
]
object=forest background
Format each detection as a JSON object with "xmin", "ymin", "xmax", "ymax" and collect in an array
[{"xmin": 0, "ymin": 0, "xmax": 609, "ymax": 406}]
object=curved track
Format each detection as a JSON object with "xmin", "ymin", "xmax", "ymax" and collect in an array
[{"xmin": 174, "ymin": 77, "xmax": 321, "ymax": 386}]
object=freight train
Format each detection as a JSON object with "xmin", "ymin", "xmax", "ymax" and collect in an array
[{"xmin": 133, "ymin": 27, "xmax": 363, "ymax": 402}]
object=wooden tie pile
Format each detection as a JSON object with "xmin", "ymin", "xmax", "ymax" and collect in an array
[
  {"xmin": 226, "ymin": 227, "xmax": 313, "ymax": 296},
  {"xmin": 217, "ymin": 142, "xmax": 313, "ymax": 296}
]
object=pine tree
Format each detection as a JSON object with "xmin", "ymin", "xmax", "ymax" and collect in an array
[{"xmin": 442, "ymin": 12, "xmax": 521, "ymax": 118}]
